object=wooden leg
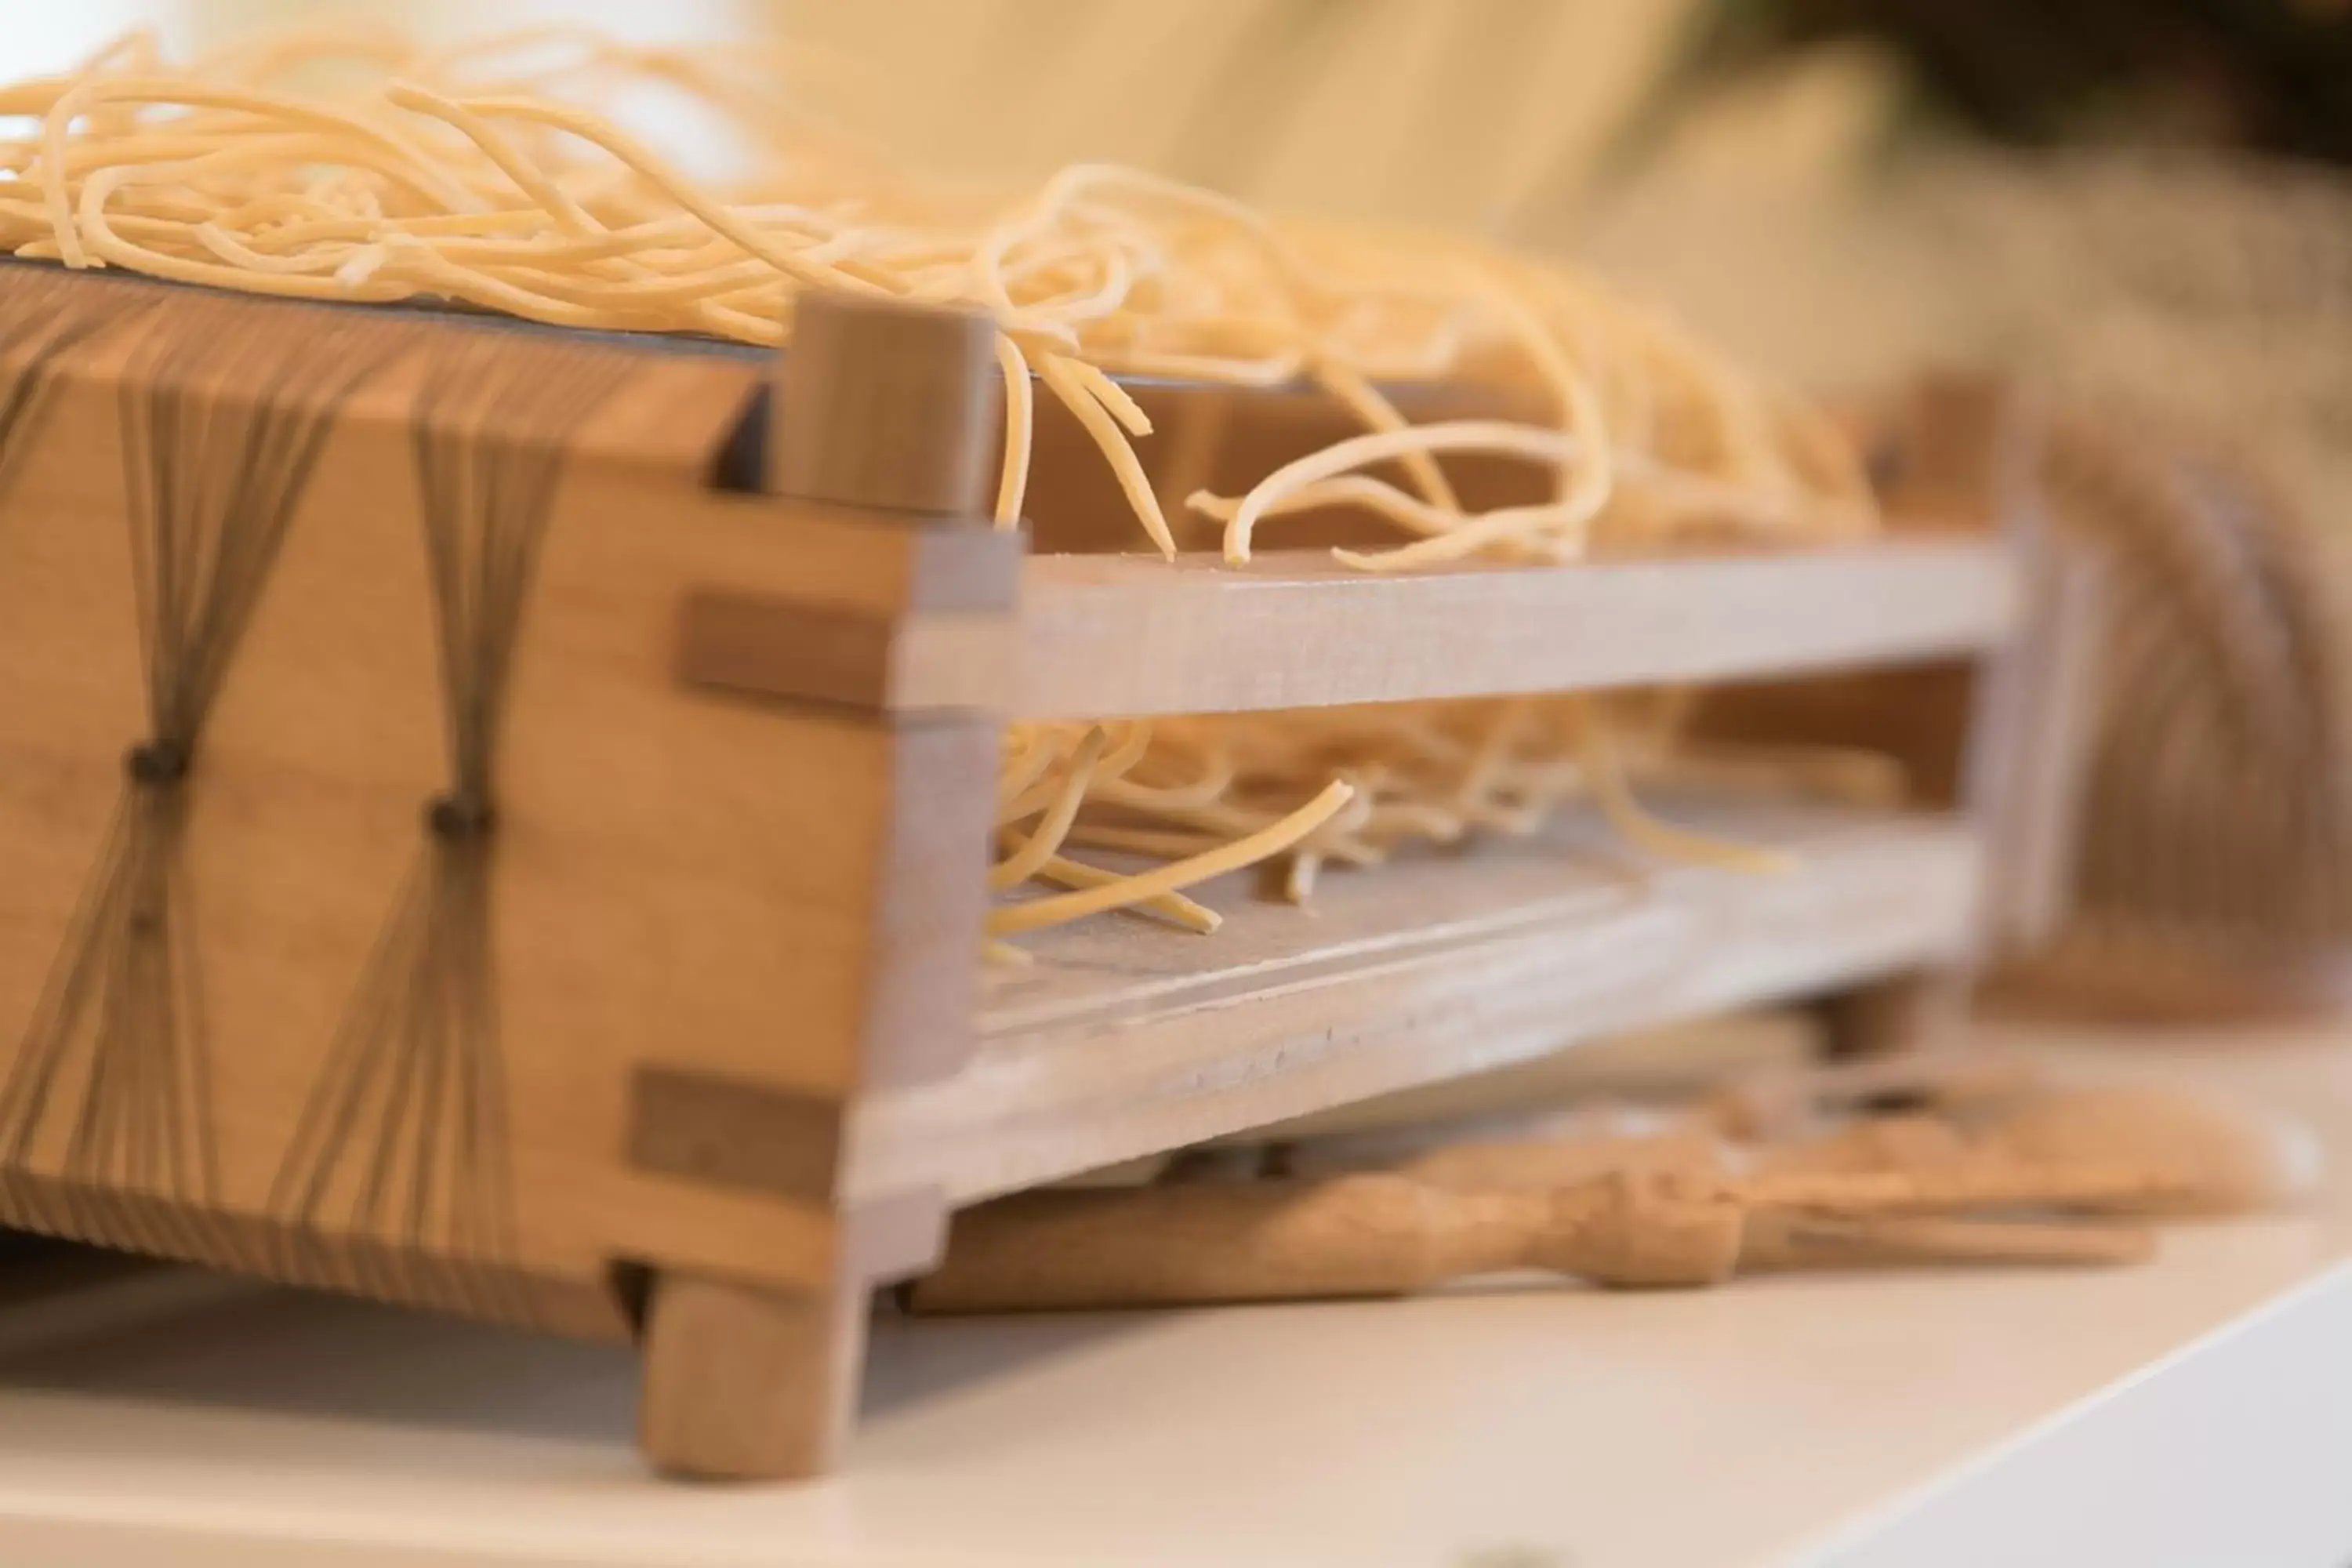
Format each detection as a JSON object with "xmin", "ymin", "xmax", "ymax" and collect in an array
[
  {"xmin": 1819, "ymin": 969, "xmax": 1964, "ymax": 1060},
  {"xmin": 638, "ymin": 1270, "xmax": 869, "ymax": 1480}
]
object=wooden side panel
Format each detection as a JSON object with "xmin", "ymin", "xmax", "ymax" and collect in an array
[{"xmin": 0, "ymin": 275, "xmax": 1005, "ymax": 1337}]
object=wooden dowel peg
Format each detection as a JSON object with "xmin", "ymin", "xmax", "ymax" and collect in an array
[
  {"xmin": 639, "ymin": 1272, "xmax": 871, "ymax": 1480},
  {"xmin": 771, "ymin": 289, "xmax": 1000, "ymax": 516}
]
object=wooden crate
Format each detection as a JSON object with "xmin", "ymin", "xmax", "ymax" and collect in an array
[{"xmin": 0, "ymin": 270, "xmax": 2060, "ymax": 1479}]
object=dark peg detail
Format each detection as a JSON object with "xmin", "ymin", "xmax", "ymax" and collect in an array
[
  {"xmin": 426, "ymin": 793, "xmax": 498, "ymax": 840},
  {"xmin": 124, "ymin": 739, "xmax": 191, "ymax": 787}
]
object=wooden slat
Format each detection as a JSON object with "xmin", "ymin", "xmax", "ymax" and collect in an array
[
  {"xmin": 844, "ymin": 798, "xmax": 1982, "ymax": 1206},
  {"xmin": 1015, "ymin": 539, "xmax": 2019, "ymax": 719}
]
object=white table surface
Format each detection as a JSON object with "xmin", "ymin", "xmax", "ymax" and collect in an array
[{"xmin": 3, "ymin": 1022, "xmax": 2351, "ymax": 1568}]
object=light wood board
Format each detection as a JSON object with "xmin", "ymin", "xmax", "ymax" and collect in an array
[
  {"xmin": 848, "ymin": 798, "xmax": 1981, "ymax": 1205},
  {"xmin": 1016, "ymin": 538, "xmax": 2017, "ymax": 718}
]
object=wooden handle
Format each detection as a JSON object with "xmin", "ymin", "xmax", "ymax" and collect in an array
[
  {"xmin": 906, "ymin": 1172, "xmax": 1746, "ymax": 1314},
  {"xmin": 1983, "ymin": 1087, "xmax": 2323, "ymax": 1218},
  {"xmin": 1740, "ymin": 1161, "xmax": 2196, "ymax": 1215},
  {"xmin": 902, "ymin": 1156, "xmax": 2173, "ymax": 1314},
  {"xmin": 909, "ymin": 1177, "xmax": 1537, "ymax": 1312},
  {"xmin": 1740, "ymin": 1211, "xmax": 2156, "ymax": 1272},
  {"xmin": 1381, "ymin": 1135, "xmax": 2188, "ymax": 1219},
  {"xmin": 1751, "ymin": 1087, "xmax": 2319, "ymax": 1218}
]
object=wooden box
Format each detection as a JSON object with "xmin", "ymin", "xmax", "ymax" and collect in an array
[{"xmin": 0, "ymin": 269, "xmax": 2062, "ymax": 1477}]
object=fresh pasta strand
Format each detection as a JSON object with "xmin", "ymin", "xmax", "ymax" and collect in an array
[{"xmin": 989, "ymin": 781, "xmax": 1357, "ymax": 938}]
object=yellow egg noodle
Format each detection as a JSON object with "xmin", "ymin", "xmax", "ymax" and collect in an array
[{"xmin": 0, "ymin": 25, "xmax": 1881, "ymax": 950}]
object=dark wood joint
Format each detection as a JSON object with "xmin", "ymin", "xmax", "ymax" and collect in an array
[{"xmin": 628, "ymin": 1068, "xmax": 847, "ymax": 1204}]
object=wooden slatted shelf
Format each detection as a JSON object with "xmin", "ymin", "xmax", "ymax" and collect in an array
[{"xmin": 848, "ymin": 798, "xmax": 1981, "ymax": 1205}]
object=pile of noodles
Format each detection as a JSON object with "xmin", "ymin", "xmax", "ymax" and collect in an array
[{"xmin": 0, "ymin": 26, "xmax": 1884, "ymax": 951}]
